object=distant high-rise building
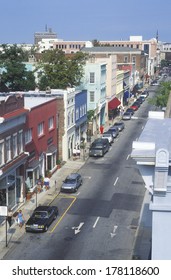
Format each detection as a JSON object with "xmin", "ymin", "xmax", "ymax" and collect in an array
[{"xmin": 34, "ymin": 26, "xmax": 57, "ymax": 44}]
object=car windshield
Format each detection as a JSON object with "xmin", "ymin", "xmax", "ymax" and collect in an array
[
  {"xmin": 65, "ymin": 179, "xmax": 76, "ymax": 184},
  {"xmin": 33, "ymin": 211, "xmax": 48, "ymax": 219},
  {"xmin": 103, "ymin": 134, "xmax": 111, "ymax": 137}
]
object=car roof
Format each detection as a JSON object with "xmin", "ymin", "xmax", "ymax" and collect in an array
[
  {"xmin": 102, "ymin": 132, "xmax": 112, "ymax": 135},
  {"xmin": 114, "ymin": 122, "xmax": 123, "ymax": 124},
  {"xmin": 66, "ymin": 173, "xmax": 80, "ymax": 179},
  {"xmin": 34, "ymin": 206, "xmax": 52, "ymax": 212}
]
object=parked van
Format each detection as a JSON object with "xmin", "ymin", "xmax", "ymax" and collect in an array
[{"xmin": 89, "ymin": 138, "xmax": 110, "ymax": 157}]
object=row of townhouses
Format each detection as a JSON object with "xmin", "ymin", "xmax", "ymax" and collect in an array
[{"xmin": 0, "ymin": 34, "xmax": 164, "ymax": 212}]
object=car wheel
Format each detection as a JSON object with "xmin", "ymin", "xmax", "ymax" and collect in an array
[{"xmin": 44, "ymin": 225, "xmax": 48, "ymax": 232}]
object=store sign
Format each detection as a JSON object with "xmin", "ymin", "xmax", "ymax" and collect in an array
[{"xmin": 0, "ymin": 206, "xmax": 7, "ymax": 216}]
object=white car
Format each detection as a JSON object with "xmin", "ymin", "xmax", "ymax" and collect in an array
[{"xmin": 101, "ymin": 132, "xmax": 114, "ymax": 145}]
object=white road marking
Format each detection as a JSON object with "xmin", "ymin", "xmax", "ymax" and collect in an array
[
  {"xmin": 142, "ymin": 126, "xmax": 144, "ymax": 130},
  {"xmin": 110, "ymin": 225, "xmax": 118, "ymax": 238},
  {"xmin": 82, "ymin": 176, "xmax": 91, "ymax": 179},
  {"xmin": 76, "ymin": 192, "xmax": 80, "ymax": 196},
  {"xmin": 126, "ymin": 154, "xmax": 130, "ymax": 160},
  {"xmin": 114, "ymin": 177, "xmax": 119, "ymax": 186},
  {"xmin": 72, "ymin": 222, "xmax": 84, "ymax": 234},
  {"xmin": 93, "ymin": 217, "xmax": 100, "ymax": 228}
]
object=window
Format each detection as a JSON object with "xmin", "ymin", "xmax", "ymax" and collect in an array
[
  {"xmin": 48, "ymin": 117, "xmax": 54, "ymax": 130},
  {"xmin": 18, "ymin": 131, "xmax": 23, "ymax": 154},
  {"xmin": 0, "ymin": 141, "xmax": 4, "ymax": 166},
  {"xmin": 132, "ymin": 56, "xmax": 136, "ymax": 64},
  {"xmin": 90, "ymin": 72, "xmax": 95, "ymax": 83},
  {"xmin": 12, "ymin": 134, "xmax": 18, "ymax": 158},
  {"xmin": 90, "ymin": 91, "xmax": 95, "ymax": 102},
  {"xmin": 68, "ymin": 112, "xmax": 71, "ymax": 126},
  {"xmin": 6, "ymin": 137, "xmax": 11, "ymax": 162},
  {"xmin": 25, "ymin": 129, "xmax": 32, "ymax": 144},
  {"xmin": 76, "ymin": 108, "xmax": 79, "ymax": 120},
  {"xmin": 80, "ymin": 106, "xmax": 82, "ymax": 118},
  {"xmin": 124, "ymin": 56, "xmax": 128, "ymax": 63},
  {"xmin": 71, "ymin": 110, "xmax": 74, "ymax": 123},
  {"xmin": 38, "ymin": 122, "xmax": 44, "ymax": 137}
]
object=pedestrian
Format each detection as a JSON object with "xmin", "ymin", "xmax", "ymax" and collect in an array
[
  {"xmin": 55, "ymin": 180, "xmax": 57, "ymax": 191},
  {"xmin": 7, "ymin": 208, "xmax": 13, "ymax": 227},
  {"xmin": 73, "ymin": 146, "xmax": 77, "ymax": 159},
  {"xmin": 76, "ymin": 145, "xmax": 81, "ymax": 158},
  {"xmin": 17, "ymin": 210, "xmax": 24, "ymax": 228}
]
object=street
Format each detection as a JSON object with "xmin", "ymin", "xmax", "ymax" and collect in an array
[{"xmin": 3, "ymin": 89, "xmax": 156, "ymax": 260}]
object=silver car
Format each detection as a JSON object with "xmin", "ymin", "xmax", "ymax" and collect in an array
[
  {"xmin": 101, "ymin": 132, "xmax": 114, "ymax": 144},
  {"xmin": 61, "ymin": 173, "xmax": 83, "ymax": 193},
  {"xmin": 122, "ymin": 112, "xmax": 132, "ymax": 120}
]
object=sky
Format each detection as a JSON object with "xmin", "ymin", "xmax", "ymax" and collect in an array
[{"xmin": 0, "ymin": 0, "xmax": 171, "ymax": 44}]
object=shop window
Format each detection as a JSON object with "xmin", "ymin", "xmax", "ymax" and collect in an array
[
  {"xmin": 8, "ymin": 183, "xmax": 15, "ymax": 209},
  {"xmin": 0, "ymin": 189, "xmax": 6, "ymax": 206}
]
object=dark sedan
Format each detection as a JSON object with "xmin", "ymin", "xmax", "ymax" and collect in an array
[
  {"xmin": 113, "ymin": 121, "xmax": 125, "ymax": 131},
  {"xmin": 126, "ymin": 108, "xmax": 134, "ymax": 115},
  {"xmin": 122, "ymin": 111, "xmax": 132, "ymax": 120},
  {"xmin": 25, "ymin": 205, "xmax": 58, "ymax": 232}
]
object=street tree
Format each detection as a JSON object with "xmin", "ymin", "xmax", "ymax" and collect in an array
[
  {"xmin": 149, "ymin": 81, "xmax": 171, "ymax": 108},
  {"xmin": 0, "ymin": 44, "xmax": 36, "ymax": 91},
  {"xmin": 37, "ymin": 49, "xmax": 87, "ymax": 90}
]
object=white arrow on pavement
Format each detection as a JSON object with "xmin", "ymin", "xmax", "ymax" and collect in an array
[
  {"xmin": 72, "ymin": 222, "xmax": 84, "ymax": 235},
  {"xmin": 110, "ymin": 225, "xmax": 118, "ymax": 238}
]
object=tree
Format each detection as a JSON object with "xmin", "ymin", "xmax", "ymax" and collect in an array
[
  {"xmin": 149, "ymin": 81, "xmax": 171, "ymax": 108},
  {"xmin": 0, "ymin": 44, "xmax": 36, "ymax": 91},
  {"xmin": 37, "ymin": 49, "xmax": 88, "ymax": 90}
]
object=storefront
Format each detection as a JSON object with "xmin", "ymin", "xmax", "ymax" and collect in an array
[
  {"xmin": 0, "ymin": 163, "xmax": 25, "ymax": 210},
  {"xmin": 108, "ymin": 97, "xmax": 121, "ymax": 120}
]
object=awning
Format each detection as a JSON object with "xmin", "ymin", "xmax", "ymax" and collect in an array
[
  {"xmin": 108, "ymin": 97, "xmax": 121, "ymax": 110},
  {"xmin": 46, "ymin": 144, "xmax": 57, "ymax": 155},
  {"xmin": 27, "ymin": 159, "xmax": 40, "ymax": 171}
]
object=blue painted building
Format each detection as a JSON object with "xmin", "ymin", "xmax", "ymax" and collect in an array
[{"xmin": 75, "ymin": 89, "xmax": 87, "ymax": 145}]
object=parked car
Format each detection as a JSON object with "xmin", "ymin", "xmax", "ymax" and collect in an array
[
  {"xmin": 101, "ymin": 131, "xmax": 114, "ymax": 145},
  {"xmin": 136, "ymin": 97, "xmax": 143, "ymax": 104},
  {"xmin": 126, "ymin": 108, "xmax": 134, "ymax": 115},
  {"xmin": 140, "ymin": 91, "xmax": 149, "ymax": 98},
  {"xmin": 108, "ymin": 126, "xmax": 119, "ymax": 138},
  {"xmin": 138, "ymin": 96, "xmax": 145, "ymax": 102},
  {"xmin": 61, "ymin": 173, "xmax": 83, "ymax": 193},
  {"xmin": 89, "ymin": 138, "xmax": 110, "ymax": 157},
  {"xmin": 130, "ymin": 103, "xmax": 139, "ymax": 111},
  {"xmin": 122, "ymin": 111, "xmax": 132, "ymax": 120},
  {"xmin": 25, "ymin": 205, "xmax": 58, "ymax": 232},
  {"xmin": 112, "ymin": 121, "xmax": 125, "ymax": 131},
  {"xmin": 151, "ymin": 80, "xmax": 159, "ymax": 86}
]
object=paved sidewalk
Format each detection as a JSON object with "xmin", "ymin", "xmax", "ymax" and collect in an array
[{"xmin": 0, "ymin": 159, "xmax": 85, "ymax": 260}]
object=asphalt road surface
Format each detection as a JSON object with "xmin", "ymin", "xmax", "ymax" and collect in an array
[{"xmin": 4, "ymin": 90, "xmax": 156, "ymax": 260}]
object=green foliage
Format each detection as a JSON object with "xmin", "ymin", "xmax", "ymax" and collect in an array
[
  {"xmin": 0, "ymin": 44, "xmax": 36, "ymax": 91},
  {"xmin": 87, "ymin": 110, "xmax": 95, "ymax": 121},
  {"xmin": 37, "ymin": 50, "xmax": 88, "ymax": 90},
  {"xmin": 160, "ymin": 59, "xmax": 170, "ymax": 68},
  {"xmin": 149, "ymin": 81, "xmax": 171, "ymax": 108}
]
